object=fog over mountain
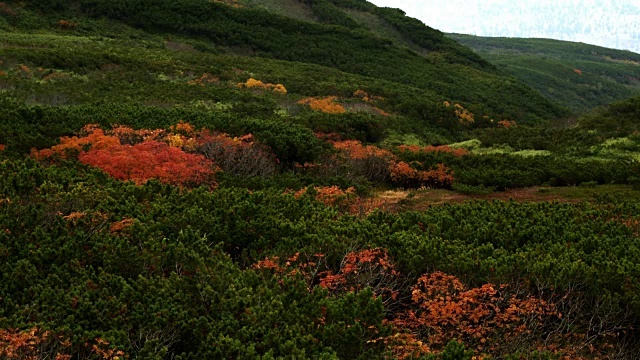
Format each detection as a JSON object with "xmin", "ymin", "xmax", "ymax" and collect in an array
[{"xmin": 368, "ymin": 0, "xmax": 640, "ymax": 53}]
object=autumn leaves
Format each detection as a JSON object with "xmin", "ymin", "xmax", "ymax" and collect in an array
[
  {"xmin": 31, "ymin": 121, "xmax": 465, "ymax": 192},
  {"xmin": 253, "ymin": 248, "xmax": 571, "ymax": 358}
]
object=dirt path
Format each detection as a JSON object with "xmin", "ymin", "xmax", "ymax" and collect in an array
[{"xmin": 371, "ymin": 187, "xmax": 584, "ymax": 212}]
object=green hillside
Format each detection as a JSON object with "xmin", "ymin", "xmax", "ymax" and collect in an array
[
  {"xmin": 0, "ymin": 0, "xmax": 566, "ymax": 125},
  {"xmin": 2, "ymin": 1, "xmax": 640, "ymax": 359},
  {"xmin": 450, "ymin": 34, "xmax": 640, "ymax": 113}
]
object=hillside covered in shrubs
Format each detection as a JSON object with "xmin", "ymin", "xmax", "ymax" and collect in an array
[{"xmin": 1, "ymin": 0, "xmax": 640, "ymax": 359}]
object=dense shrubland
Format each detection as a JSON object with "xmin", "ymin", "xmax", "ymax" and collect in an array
[{"xmin": 1, "ymin": 0, "xmax": 640, "ymax": 358}]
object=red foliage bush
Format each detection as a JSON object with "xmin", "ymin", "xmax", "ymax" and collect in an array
[
  {"xmin": 79, "ymin": 140, "xmax": 219, "ymax": 186},
  {"xmin": 391, "ymin": 272, "xmax": 558, "ymax": 355},
  {"xmin": 331, "ymin": 140, "xmax": 396, "ymax": 183},
  {"xmin": 57, "ymin": 20, "xmax": 78, "ymax": 29},
  {"xmin": 31, "ymin": 128, "xmax": 120, "ymax": 160},
  {"xmin": 0, "ymin": 327, "xmax": 125, "ymax": 360},
  {"xmin": 254, "ymin": 248, "xmax": 402, "ymax": 307},
  {"xmin": 389, "ymin": 162, "xmax": 454, "ymax": 188},
  {"xmin": 293, "ymin": 186, "xmax": 355, "ymax": 207},
  {"xmin": 497, "ymin": 120, "xmax": 517, "ymax": 128}
]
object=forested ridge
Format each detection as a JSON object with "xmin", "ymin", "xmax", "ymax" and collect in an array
[
  {"xmin": 1, "ymin": 0, "xmax": 640, "ymax": 358},
  {"xmin": 450, "ymin": 34, "xmax": 640, "ymax": 113}
]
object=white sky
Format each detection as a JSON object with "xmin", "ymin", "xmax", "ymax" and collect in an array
[{"xmin": 366, "ymin": 0, "xmax": 640, "ymax": 52}]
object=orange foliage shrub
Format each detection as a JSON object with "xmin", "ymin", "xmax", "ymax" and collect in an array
[
  {"xmin": 63, "ymin": 212, "xmax": 85, "ymax": 222},
  {"xmin": 0, "ymin": 327, "xmax": 123, "ymax": 359},
  {"xmin": 372, "ymin": 107, "xmax": 390, "ymax": 117},
  {"xmin": 380, "ymin": 332, "xmax": 431, "ymax": 360},
  {"xmin": 331, "ymin": 140, "xmax": 396, "ymax": 183},
  {"xmin": 109, "ymin": 218, "xmax": 135, "ymax": 234},
  {"xmin": 42, "ymin": 72, "xmax": 66, "ymax": 81},
  {"xmin": 497, "ymin": 120, "xmax": 517, "ymax": 128},
  {"xmin": 0, "ymin": 327, "xmax": 71, "ymax": 360},
  {"xmin": 0, "ymin": 70, "xmax": 7, "ymax": 77},
  {"xmin": 454, "ymin": 104, "xmax": 474, "ymax": 125},
  {"xmin": 294, "ymin": 186, "xmax": 355, "ymax": 206},
  {"xmin": 79, "ymin": 140, "xmax": 218, "ymax": 186},
  {"xmin": 389, "ymin": 162, "xmax": 454, "ymax": 188},
  {"xmin": 398, "ymin": 145, "xmax": 468, "ymax": 157},
  {"xmin": 0, "ymin": 144, "xmax": 6, "ymax": 152},
  {"xmin": 574, "ymin": 69, "xmax": 583, "ymax": 75},
  {"xmin": 298, "ymin": 96, "xmax": 345, "ymax": 114},
  {"xmin": 31, "ymin": 128, "xmax": 120, "ymax": 160},
  {"xmin": 31, "ymin": 123, "xmax": 289, "ymax": 186},
  {"xmin": 188, "ymin": 73, "xmax": 219, "ymax": 86},
  {"xmin": 353, "ymin": 89, "xmax": 384, "ymax": 102},
  {"xmin": 254, "ymin": 248, "xmax": 401, "ymax": 306},
  {"xmin": 237, "ymin": 78, "xmax": 287, "ymax": 94},
  {"xmin": 318, "ymin": 248, "xmax": 401, "ymax": 305},
  {"xmin": 108, "ymin": 124, "xmax": 165, "ymax": 145},
  {"xmin": 18, "ymin": 64, "xmax": 31, "ymax": 74},
  {"xmin": 332, "ymin": 140, "xmax": 394, "ymax": 160},
  {"xmin": 390, "ymin": 272, "xmax": 559, "ymax": 355},
  {"xmin": 57, "ymin": 20, "xmax": 78, "ymax": 29},
  {"xmin": 443, "ymin": 101, "xmax": 474, "ymax": 125}
]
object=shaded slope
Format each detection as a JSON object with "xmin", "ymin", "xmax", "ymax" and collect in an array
[{"xmin": 450, "ymin": 34, "xmax": 640, "ymax": 113}]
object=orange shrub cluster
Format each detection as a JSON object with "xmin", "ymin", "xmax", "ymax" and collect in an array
[
  {"xmin": 444, "ymin": 101, "xmax": 474, "ymax": 125},
  {"xmin": 454, "ymin": 104, "xmax": 474, "ymax": 124},
  {"xmin": 398, "ymin": 144, "xmax": 468, "ymax": 157},
  {"xmin": 391, "ymin": 272, "xmax": 559, "ymax": 355},
  {"xmin": 353, "ymin": 89, "xmax": 384, "ymax": 102},
  {"xmin": 332, "ymin": 140, "xmax": 394, "ymax": 160},
  {"xmin": 62, "ymin": 212, "xmax": 85, "ymax": 222},
  {"xmin": 188, "ymin": 73, "xmax": 219, "ymax": 86},
  {"xmin": 109, "ymin": 218, "xmax": 135, "ymax": 234},
  {"xmin": 31, "ymin": 128, "xmax": 120, "ymax": 160},
  {"xmin": 57, "ymin": 20, "xmax": 78, "ymax": 29},
  {"xmin": 0, "ymin": 327, "xmax": 125, "ymax": 360},
  {"xmin": 42, "ymin": 72, "xmax": 66, "ymax": 81},
  {"xmin": 108, "ymin": 124, "xmax": 165, "ymax": 145},
  {"xmin": 79, "ymin": 140, "xmax": 218, "ymax": 186},
  {"xmin": 32, "ymin": 124, "xmax": 220, "ymax": 186},
  {"xmin": 294, "ymin": 186, "xmax": 355, "ymax": 206},
  {"xmin": 0, "ymin": 70, "xmax": 7, "ymax": 77},
  {"xmin": 372, "ymin": 107, "xmax": 390, "ymax": 117},
  {"xmin": 389, "ymin": 162, "xmax": 454, "ymax": 188},
  {"xmin": 497, "ymin": 120, "xmax": 517, "ymax": 128},
  {"xmin": 298, "ymin": 96, "xmax": 345, "ymax": 114},
  {"xmin": 254, "ymin": 248, "xmax": 572, "ymax": 357},
  {"xmin": 237, "ymin": 78, "xmax": 287, "ymax": 94},
  {"xmin": 324, "ymin": 140, "xmax": 456, "ymax": 187},
  {"xmin": 0, "ymin": 144, "xmax": 6, "ymax": 152},
  {"xmin": 331, "ymin": 140, "xmax": 395, "ymax": 183},
  {"xmin": 254, "ymin": 248, "xmax": 401, "ymax": 304},
  {"xmin": 18, "ymin": 64, "xmax": 31, "ymax": 74}
]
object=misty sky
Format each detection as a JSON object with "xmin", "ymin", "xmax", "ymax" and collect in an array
[{"xmin": 367, "ymin": 0, "xmax": 640, "ymax": 53}]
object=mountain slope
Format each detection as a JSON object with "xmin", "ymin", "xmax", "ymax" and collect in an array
[
  {"xmin": 0, "ymin": 0, "xmax": 567, "ymax": 124},
  {"xmin": 450, "ymin": 34, "xmax": 640, "ymax": 113}
]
